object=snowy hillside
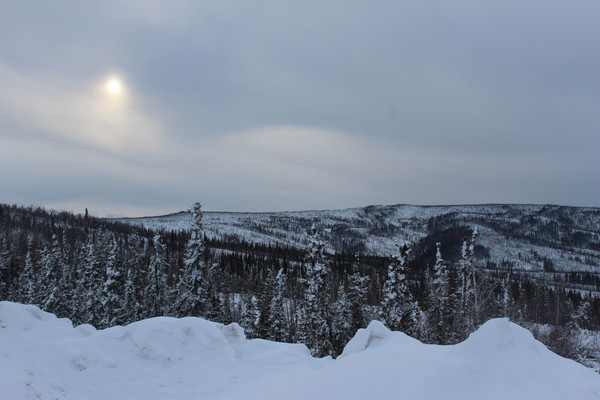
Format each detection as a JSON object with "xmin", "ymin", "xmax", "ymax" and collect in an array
[
  {"xmin": 116, "ymin": 204, "xmax": 600, "ymax": 293},
  {"xmin": 1, "ymin": 301, "xmax": 599, "ymax": 400}
]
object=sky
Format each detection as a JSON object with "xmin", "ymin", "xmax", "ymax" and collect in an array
[{"xmin": 1, "ymin": 1, "xmax": 599, "ymax": 217}]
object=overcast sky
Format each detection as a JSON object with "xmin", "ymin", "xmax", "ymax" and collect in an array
[{"xmin": 1, "ymin": 1, "xmax": 599, "ymax": 217}]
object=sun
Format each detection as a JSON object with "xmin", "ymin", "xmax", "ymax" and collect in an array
[{"xmin": 107, "ymin": 78, "xmax": 121, "ymax": 94}]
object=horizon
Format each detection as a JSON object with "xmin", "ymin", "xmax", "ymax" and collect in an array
[{"xmin": 5, "ymin": 201, "xmax": 600, "ymax": 220}]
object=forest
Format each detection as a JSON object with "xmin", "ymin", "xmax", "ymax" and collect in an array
[{"xmin": 0, "ymin": 203, "xmax": 598, "ymax": 363}]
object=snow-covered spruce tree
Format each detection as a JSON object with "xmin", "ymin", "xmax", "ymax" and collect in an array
[
  {"xmin": 426, "ymin": 242, "xmax": 452, "ymax": 344},
  {"xmin": 145, "ymin": 233, "xmax": 169, "ymax": 318},
  {"xmin": 0, "ymin": 236, "xmax": 16, "ymax": 301},
  {"xmin": 332, "ymin": 282, "xmax": 352, "ymax": 352},
  {"xmin": 0, "ymin": 237, "xmax": 21, "ymax": 301},
  {"xmin": 468, "ymin": 228, "xmax": 481, "ymax": 324},
  {"xmin": 60, "ymin": 239, "xmax": 81, "ymax": 322},
  {"xmin": 18, "ymin": 241, "xmax": 38, "ymax": 304},
  {"xmin": 573, "ymin": 299, "xmax": 593, "ymax": 331},
  {"xmin": 64, "ymin": 238, "xmax": 87, "ymax": 322},
  {"xmin": 499, "ymin": 269, "xmax": 518, "ymax": 321},
  {"xmin": 121, "ymin": 229, "xmax": 145, "ymax": 323},
  {"xmin": 40, "ymin": 233, "xmax": 67, "ymax": 316},
  {"xmin": 0, "ymin": 237, "xmax": 7, "ymax": 300},
  {"xmin": 457, "ymin": 236, "xmax": 470, "ymax": 331},
  {"xmin": 300, "ymin": 224, "xmax": 333, "ymax": 357},
  {"xmin": 457, "ymin": 228, "xmax": 478, "ymax": 334},
  {"xmin": 240, "ymin": 292, "xmax": 258, "ymax": 338},
  {"xmin": 255, "ymin": 273, "xmax": 274, "ymax": 339},
  {"xmin": 204, "ymin": 263, "xmax": 223, "ymax": 323},
  {"xmin": 100, "ymin": 233, "xmax": 123, "ymax": 328},
  {"xmin": 175, "ymin": 202, "xmax": 209, "ymax": 317},
  {"xmin": 380, "ymin": 243, "xmax": 420, "ymax": 336},
  {"xmin": 76, "ymin": 233, "xmax": 105, "ymax": 326},
  {"xmin": 268, "ymin": 268, "xmax": 288, "ymax": 342},
  {"xmin": 333, "ymin": 255, "xmax": 368, "ymax": 348},
  {"xmin": 346, "ymin": 256, "xmax": 369, "ymax": 335}
]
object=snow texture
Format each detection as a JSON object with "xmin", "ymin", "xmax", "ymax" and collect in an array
[{"xmin": 1, "ymin": 302, "xmax": 599, "ymax": 400}]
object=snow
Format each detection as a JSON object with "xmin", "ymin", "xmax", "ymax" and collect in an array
[{"xmin": 1, "ymin": 302, "xmax": 599, "ymax": 400}]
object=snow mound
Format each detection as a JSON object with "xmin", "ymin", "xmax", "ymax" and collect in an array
[
  {"xmin": 339, "ymin": 320, "xmax": 420, "ymax": 357},
  {"xmin": 1, "ymin": 302, "xmax": 599, "ymax": 400},
  {"xmin": 0, "ymin": 302, "xmax": 313, "ymax": 399}
]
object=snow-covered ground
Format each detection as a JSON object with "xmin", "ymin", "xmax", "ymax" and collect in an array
[{"xmin": 1, "ymin": 302, "xmax": 599, "ymax": 400}]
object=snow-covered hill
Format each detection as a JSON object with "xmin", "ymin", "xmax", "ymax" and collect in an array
[
  {"xmin": 116, "ymin": 204, "xmax": 600, "ymax": 293},
  {"xmin": 1, "ymin": 301, "xmax": 598, "ymax": 399}
]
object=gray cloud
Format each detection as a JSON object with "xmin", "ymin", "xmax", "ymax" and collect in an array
[{"xmin": 1, "ymin": 1, "xmax": 599, "ymax": 216}]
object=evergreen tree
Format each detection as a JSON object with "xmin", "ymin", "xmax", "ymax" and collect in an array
[
  {"xmin": 121, "ymin": 230, "xmax": 145, "ymax": 323},
  {"xmin": 19, "ymin": 241, "xmax": 38, "ymax": 304},
  {"xmin": 100, "ymin": 233, "xmax": 122, "ymax": 328},
  {"xmin": 123, "ymin": 268, "xmax": 141, "ymax": 321},
  {"xmin": 255, "ymin": 274, "xmax": 274, "ymax": 339},
  {"xmin": 300, "ymin": 224, "xmax": 333, "ymax": 357},
  {"xmin": 457, "ymin": 228, "xmax": 479, "ymax": 334},
  {"xmin": 146, "ymin": 233, "xmax": 168, "ymax": 317},
  {"xmin": 0, "ymin": 237, "xmax": 7, "ymax": 300},
  {"xmin": 240, "ymin": 293, "xmax": 258, "ymax": 338},
  {"xmin": 499, "ymin": 269, "xmax": 518, "ymax": 321},
  {"xmin": 0, "ymin": 237, "xmax": 21, "ymax": 301},
  {"xmin": 40, "ymin": 233, "xmax": 66, "ymax": 316},
  {"xmin": 204, "ymin": 262, "xmax": 223, "ymax": 322},
  {"xmin": 573, "ymin": 300, "xmax": 592, "ymax": 331},
  {"xmin": 332, "ymin": 281, "xmax": 352, "ymax": 353},
  {"xmin": 380, "ymin": 243, "xmax": 420, "ymax": 335},
  {"xmin": 426, "ymin": 242, "xmax": 452, "ymax": 343},
  {"xmin": 220, "ymin": 291, "xmax": 234, "ymax": 324},
  {"xmin": 76, "ymin": 234, "xmax": 104, "ymax": 326},
  {"xmin": 175, "ymin": 202, "xmax": 209, "ymax": 317},
  {"xmin": 268, "ymin": 268, "xmax": 288, "ymax": 342},
  {"xmin": 346, "ymin": 257, "xmax": 369, "ymax": 335}
]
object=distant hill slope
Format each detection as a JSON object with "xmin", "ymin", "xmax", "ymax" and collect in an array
[{"xmin": 116, "ymin": 204, "xmax": 600, "ymax": 294}]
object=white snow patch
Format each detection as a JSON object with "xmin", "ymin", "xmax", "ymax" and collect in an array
[{"xmin": 1, "ymin": 302, "xmax": 599, "ymax": 399}]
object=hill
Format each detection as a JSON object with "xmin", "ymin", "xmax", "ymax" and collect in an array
[{"xmin": 118, "ymin": 204, "xmax": 600, "ymax": 295}]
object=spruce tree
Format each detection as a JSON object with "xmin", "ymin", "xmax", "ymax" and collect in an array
[
  {"xmin": 175, "ymin": 202, "xmax": 209, "ymax": 317},
  {"xmin": 427, "ymin": 242, "xmax": 452, "ymax": 343},
  {"xmin": 268, "ymin": 268, "xmax": 288, "ymax": 342},
  {"xmin": 255, "ymin": 275, "xmax": 274, "ymax": 339},
  {"xmin": 121, "ymin": 229, "xmax": 145, "ymax": 323},
  {"xmin": 300, "ymin": 224, "xmax": 333, "ymax": 357},
  {"xmin": 19, "ymin": 241, "xmax": 38, "ymax": 304},
  {"xmin": 76, "ymin": 234, "xmax": 104, "ymax": 326},
  {"xmin": 500, "ymin": 269, "xmax": 515, "ymax": 320},
  {"xmin": 346, "ymin": 256, "xmax": 369, "ymax": 335},
  {"xmin": 146, "ymin": 233, "xmax": 168, "ymax": 317},
  {"xmin": 100, "ymin": 233, "xmax": 122, "ymax": 328},
  {"xmin": 240, "ymin": 293, "xmax": 258, "ymax": 338},
  {"xmin": 380, "ymin": 243, "xmax": 420, "ymax": 335},
  {"xmin": 41, "ymin": 233, "xmax": 66, "ymax": 316},
  {"xmin": 332, "ymin": 282, "xmax": 352, "ymax": 353},
  {"xmin": 458, "ymin": 228, "xmax": 478, "ymax": 334}
]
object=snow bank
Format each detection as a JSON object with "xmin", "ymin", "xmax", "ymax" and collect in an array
[
  {"xmin": 0, "ymin": 302, "xmax": 313, "ymax": 399},
  {"xmin": 1, "ymin": 302, "xmax": 599, "ymax": 400}
]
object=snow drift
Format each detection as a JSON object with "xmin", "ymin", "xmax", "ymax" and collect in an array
[{"xmin": 1, "ymin": 302, "xmax": 598, "ymax": 400}]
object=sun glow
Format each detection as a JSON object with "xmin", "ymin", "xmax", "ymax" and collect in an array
[{"xmin": 107, "ymin": 78, "xmax": 121, "ymax": 94}]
